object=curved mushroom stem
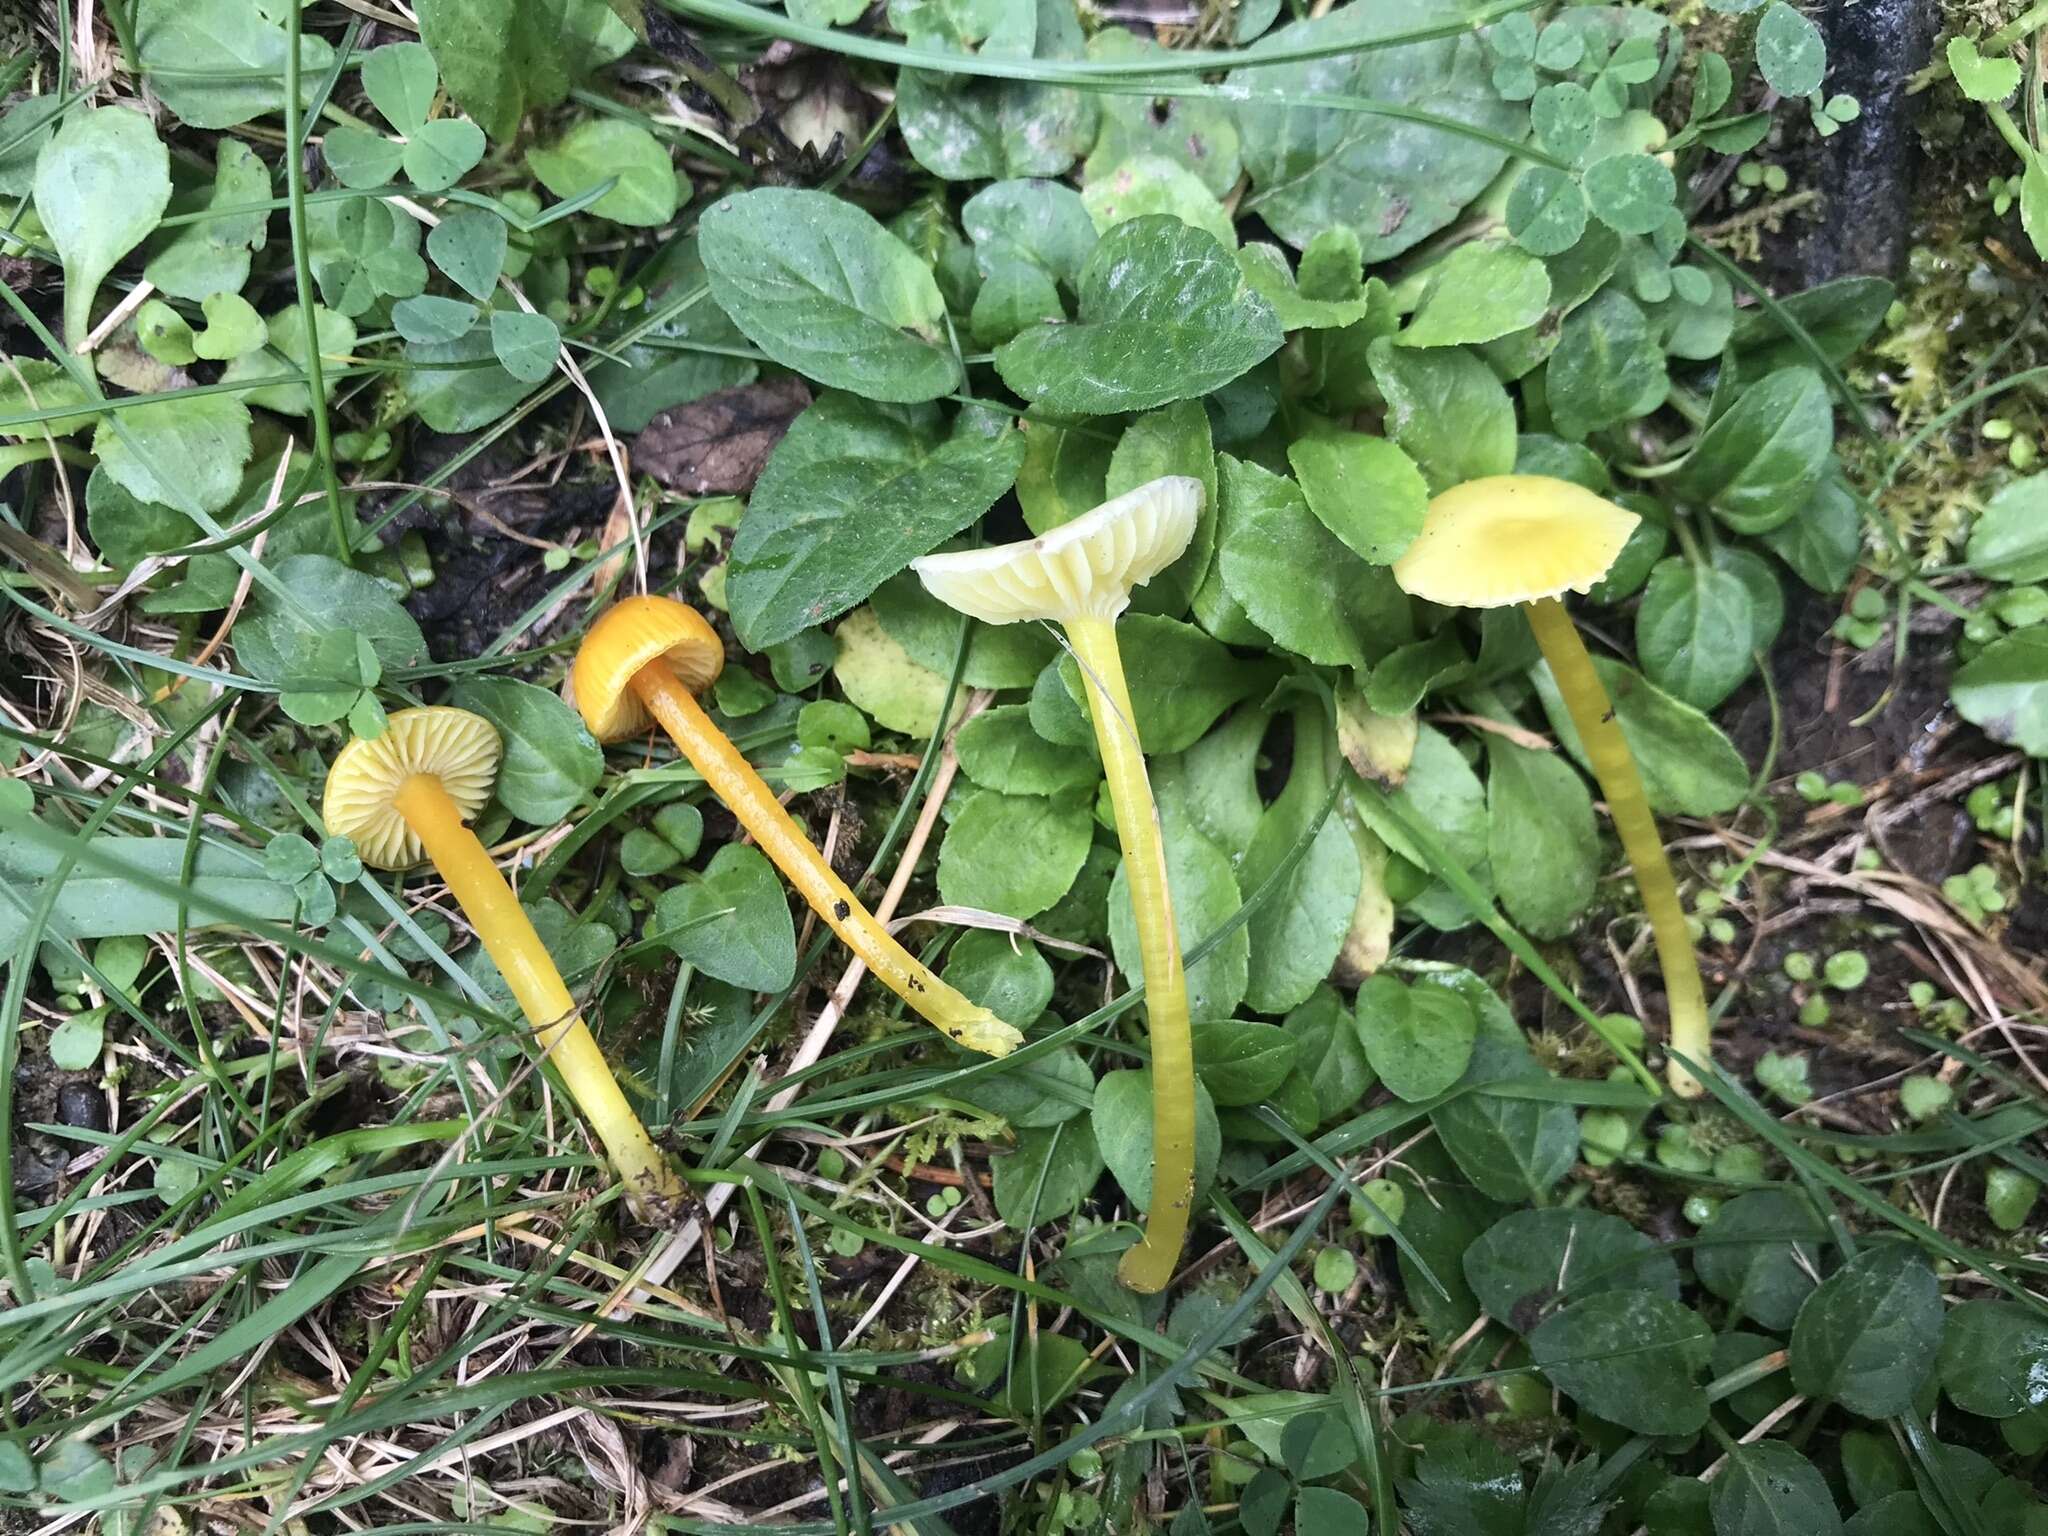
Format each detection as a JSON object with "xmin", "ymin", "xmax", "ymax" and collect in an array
[
  {"xmin": 392, "ymin": 774, "xmax": 685, "ymax": 1214},
  {"xmin": 1067, "ymin": 617, "xmax": 1195, "ymax": 1293},
  {"xmin": 629, "ymin": 664, "xmax": 1020, "ymax": 1058},
  {"xmin": 1524, "ymin": 598, "xmax": 1708, "ymax": 1097}
]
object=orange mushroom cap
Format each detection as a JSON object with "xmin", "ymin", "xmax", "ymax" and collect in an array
[
  {"xmin": 571, "ymin": 596, "xmax": 725, "ymax": 742},
  {"xmin": 323, "ymin": 706, "xmax": 502, "ymax": 869}
]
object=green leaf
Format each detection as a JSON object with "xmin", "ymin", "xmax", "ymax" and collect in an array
[
  {"xmin": 0, "ymin": 95, "xmax": 61, "ymax": 198},
  {"xmin": 1081, "ymin": 154, "xmax": 1235, "ymax": 248},
  {"xmin": 144, "ymin": 138, "xmax": 269, "ymax": 302},
  {"xmin": 1353, "ymin": 972, "xmax": 1475, "ymax": 1102},
  {"xmin": 1583, "ymin": 152, "xmax": 1677, "ymax": 236},
  {"xmin": 1431, "ymin": 1007, "xmax": 1577, "ymax": 1201},
  {"xmin": 938, "ymin": 790, "xmax": 1094, "ymax": 919},
  {"xmin": 1947, "ymin": 36, "xmax": 2021, "ymax": 102},
  {"xmin": 238, "ymin": 554, "xmax": 427, "ymax": 693},
  {"xmin": 1110, "ymin": 401, "xmax": 1221, "ymax": 615},
  {"xmin": 1108, "ymin": 816, "xmax": 1248, "ymax": 1020},
  {"xmin": 1694, "ymin": 1189, "xmax": 1829, "ymax": 1331},
  {"xmin": 1534, "ymin": 655, "xmax": 1748, "ymax": 817},
  {"xmin": 1840, "ymin": 1493, "xmax": 1937, "ymax": 1536},
  {"xmin": 1053, "ymin": 617, "xmax": 1266, "ymax": 764},
  {"xmin": 1400, "ymin": 243, "xmax": 1552, "ymax": 349},
  {"xmin": 218, "ymin": 303, "xmax": 359, "ymax": 415},
  {"xmin": 1189, "ymin": 1020, "xmax": 1298, "ymax": 1106},
  {"xmin": 1789, "ymin": 1243, "xmax": 1942, "ymax": 1418},
  {"xmin": 833, "ymin": 606, "xmax": 965, "ymax": 738},
  {"xmin": 1507, "ymin": 166, "xmax": 1590, "ymax": 256},
  {"xmin": 1239, "ymin": 708, "xmax": 1360, "ymax": 1012},
  {"xmin": 1283, "ymin": 985, "xmax": 1374, "ymax": 1121},
  {"xmin": 403, "ymin": 328, "xmax": 533, "ymax": 433},
  {"xmin": 954, "ymin": 1042, "xmax": 1092, "ymax": 1128},
  {"xmin": 995, "ymin": 217, "xmax": 1283, "ymax": 415},
  {"xmin": 1294, "ymin": 1488, "xmax": 1369, "ymax": 1536},
  {"xmin": 48, "ymin": 1009, "xmax": 106, "ymax": 1071},
  {"xmin": 1952, "ymin": 629, "xmax": 2048, "ymax": 755},
  {"xmin": 1237, "ymin": 239, "xmax": 1379, "ymax": 331},
  {"xmin": 309, "ymin": 195, "xmax": 427, "ymax": 317},
  {"xmin": 392, "ymin": 296, "xmax": 482, "ymax": 346},
  {"xmin": 897, "ymin": 0, "xmax": 1096, "ymax": 181},
  {"xmin": 1730, "ymin": 277, "xmax": 1894, "ymax": 375},
  {"xmin": 955, "ymin": 706, "xmax": 1100, "ymax": 796},
  {"xmin": 993, "ymin": 1121, "xmax": 1104, "ymax": 1225},
  {"xmin": 729, "ymin": 395, "xmax": 1025, "ymax": 650},
  {"xmin": 488, "ymin": 309, "xmax": 561, "ymax": 384},
  {"xmin": 189, "ymin": 292, "xmax": 266, "ymax": 361},
  {"xmin": 362, "ymin": 40, "xmax": 440, "ymax": 132},
  {"xmin": 653, "ymin": 843, "xmax": 797, "ymax": 993},
  {"xmin": 1233, "ymin": 0, "xmax": 1523, "ymax": 260},
  {"xmin": 427, "ymin": 208, "xmax": 508, "ymax": 301},
  {"xmin": 1964, "ymin": 473, "xmax": 2048, "ymax": 580},
  {"xmin": 1636, "ymin": 559, "xmax": 1757, "ymax": 711},
  {"xmin": 1756, "ymin": 1, "xmax": 1827, "ymax": 98},
  {"xmin": 870, "ymin": 572, "xmax": 1058, "ymax": 688},
  {"xmin": 0, "ymin": 360, "xmax": 99, "ymax": 440},
  {"xmin": 1093, "ymin": 1066, "xmax": 1220, "ymax": 1212},
  {"xmin": 1530, "ymin": 1291, "xmax": 1712, "ymax": 1435},
  {"xmin": 403, "ymin": 117, "xmax": 487, "ymax": 192},
  {"xmin": 322, "ymin": 125, "xmax": 406, "ymax": 189},
  {"xmin": 1287, "ymin": 432, "xmax": 1429, "ymax": 565},
  {"xmin": 1672, "ymin": 368, "xmax": 1835, "ymax": 535},
  {"xmin": 1082, "ymin": 28, "xmax": 1243, "ymax": 196},
  {"xmin": 415, "ymin": 0, "xmax": 635, "ymax": 143},
  {"xmin": 134, "ymin": 0, "xmax": 336, "ymax": 130},
  {"xmin": 1710, "ymin": 1442, "xmax": 1842, "ymax": 1536},
  {"xmin": 34, "ymin": 106, "xmax": 172, "ymax": 347},
  {"xmin": 526, "ymin": 118, "xmax": 683, "ymax": 226},
  {"xmin": 1937, "ymin": 1300, "xmax": 2048, "ymax": 1419},
  {"xmin": 1217, "ymin": 455, "xmax": 1406, "ymax": 669},
  {"xmin": 448, "ymin": 678, "xmax": 601, "ymax": 824},
  {"xmin": 1486, "ymin": 736, "xmax": 1597, "ymax": 939},
  {"xmin": 701, "ymin": 187, "xmax": 957, "ymax": 403},
  {"xmin": 1463, "ymin": 1207, "xmax": 1682, "ymax": 1332},
  {"xmin": 1546, "ymin": 289, "xmax": 1669, "ymax": 442},
  {"xmin": 0, "ymin": 818, "xmax": 298, "ymax": 950},
  {"xmin": 93, "ymin": 393, "xmax": 253, "ymax": 517},
  {"xmin": 1366, "ymin": 340, "xmax": 1517, "ymax": 491}
]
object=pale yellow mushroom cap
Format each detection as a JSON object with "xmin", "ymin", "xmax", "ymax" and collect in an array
[
  {"xmin": 1391, "ymin": 475, "xmax": 1640, "ymax": 609},
  {"xmin": 324, "ymin": 706, "xmax": 502, "ymax": 869},
  {"xmin": 911, "ymin": 475, "xmax": 1201, "ymax": 625},
  {"xmin": 571, "ymin": 596, "xmax": 726, "ymax": 742}
]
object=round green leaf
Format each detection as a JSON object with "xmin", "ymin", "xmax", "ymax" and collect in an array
[
  {"xmin": 1583, "ymin": 152, "xmax": 1677, "ymax": 236},
  {"xmin": 403, "ymin": 116, "xmax": 486, "ymax": 192},
  {"xmin": 1530, "ymin": 1290, "xmax": 1712, "ymax": 1434},
  {"xmin": 1710, "ymin": 1440, "xmax": 1842, "ymax": 1536},
  {"xmin": 526, "ymin": 118, "xmax": 683, "ymax": 226},
  {"xmin": 1756, "ymin": 0, "xmax": 1827, "ymax": 97},
  {"xmin": 1636, "ymin": 559, "xmax": 1758, "ymax": 711},
  {"xmin": 447, "ymin": 677, "xmax": 602, "ymax": 825},
  {"xmin": 1354, "ymin": 973, "xmax": 1475, "ymax": 1102},
  {"xmin": 1789, "ymin": 1243, "xmax": 1942, "ymax": 1418},
  {"xmin": 1091, "ymin": 1066, "xmax": 1220, "ymax": 1214},
  {"xmin": 1952, "ymin": 629, "xmax": 2048, "ymax": 756},
  {"xmin": 938, "ymin": 790, "xmax": 1094, "ymax": 919},
  {"xmin": 1937, "ymin": 1300, "xmax": 2048, "ymax": 1419},
  {"xmin": 1463, "ymin": 1207, "xmax": 1682, "ymax": 1333},
  {"xmin": 652, "ymin": 843, "xmax": 797, "ymax": 992}
]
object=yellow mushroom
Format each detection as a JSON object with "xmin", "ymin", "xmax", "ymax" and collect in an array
[
  {"xmin": 323, "ymin": 706, "xmax": 683, "ymax": 1215},
  {"xmin": 1391, "ymin": 474, "xmax": 1709, "ymax": 1097},
  {"xmin": 913, "ymin": 477, "xmax": 1202, "ymax": 1292},
  {"xmin": 571, "ymin": 596, "xmax": 1020, "ymax": 1058}
]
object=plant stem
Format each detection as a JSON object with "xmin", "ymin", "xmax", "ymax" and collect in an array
[
  {"xmin": 282, "ymin": 0, "xmax": 353, "ymax": 568},
  {"xmin": 1989, "ymin": 0, "xmax": 2048, "ymax": 54},
  {"xmin": 1066, "ymin": 617, "xmax": 1195, "ymax": 1293},
  {"xmin": 631, "ymin": 664, "xmax": 1020, "ymax": 1058},
  {"xmin": 1525, "ymin": 597, "xmax": 1709, "ymax": 1097},
  {"xmin": 393, "ymin": 774, "xmax": 683, "ymax": 1216}
]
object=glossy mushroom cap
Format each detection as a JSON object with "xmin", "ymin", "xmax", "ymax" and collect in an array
[
  {"xmin": 1391, "ymin": 475, "xmax": 1640, "ymax": 609},
  {"xmin": 324, "ymin": 706, "xmax": 503, "ymax": 869},
  {"xmin": 911, "ymin": 475, "xmax": 1201, "ymax": 626},
  {"xmin": 572, "ymin": 596, "xmax": 726, "ymax": 742}
]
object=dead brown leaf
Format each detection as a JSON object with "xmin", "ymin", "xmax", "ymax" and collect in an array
[{"xmin": 633, "ymin": 377, "xmax": 812, "ymax": 496}]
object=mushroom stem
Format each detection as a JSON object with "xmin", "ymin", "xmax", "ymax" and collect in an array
[
  {"xmin": 1066, "ymin": 617, "xmax": 1195, "ymax": 1294},
  {"xmin": 629, "ymin": 663, "xmax": 1018, "ymax": 1057},
  {"xmin": 1523, "ymin": 597, "xmax": 1709, "ymax": 1097},
  {"xmin": 392, "ymin": 773, "xmax": 684, "ymax": 1210}
]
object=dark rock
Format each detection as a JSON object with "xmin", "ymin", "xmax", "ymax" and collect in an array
[
  {"xmin": 1772, "ymin": 0, "xmax": 1939, "ymax": 286},
  {"xmin": 55, "ymin": 1083, "xmax": 106, "ymax": 1132}
]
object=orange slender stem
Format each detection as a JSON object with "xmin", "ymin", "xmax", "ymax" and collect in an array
[
  {"xmin": 393, "ymin": 774, "xmax": 683, "ymax": 1212},
  {"xmin": 630, "ymin": 664, "xmax": 1018, "ymax": 1057}
]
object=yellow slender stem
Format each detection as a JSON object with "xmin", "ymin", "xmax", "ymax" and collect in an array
[
  {"xmin": 393, "ymin": 774, "xmax": 684, "ymax": 1213},
  {"xmin": 631, "ymin": 664, "xmax": 1020, "ymax": 1058},
  {"xmin": 1525, "ymin": 597, "xmax": 1708, "ymax": 1097},
  {"xmin": 1066, "ymin": 617, "xmax": 1195, "ymax": 1293}
]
